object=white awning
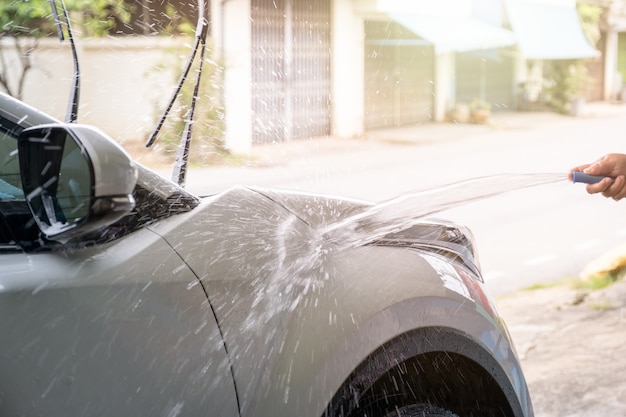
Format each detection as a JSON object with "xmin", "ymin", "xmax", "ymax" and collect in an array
[
  {"xmin": 505, "ymin": 0, "xmax": 599, "ymax": 60},
  {"xmin": 389, "ymin": 14, "xmax": 517, "ymax": 54}
]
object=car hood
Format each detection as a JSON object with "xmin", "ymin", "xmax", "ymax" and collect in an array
[
  {"xmin": 250, "ymin": 187, "xmax": 482, "ymax": 276},
  {"xmin": 160, "ymin": 185, "xmax": 482, "ymax": 281}
]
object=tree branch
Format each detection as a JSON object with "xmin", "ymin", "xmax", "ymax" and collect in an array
[{"xmin": 0, "ymin": 37, "xmax": 15, "ymax": 97}]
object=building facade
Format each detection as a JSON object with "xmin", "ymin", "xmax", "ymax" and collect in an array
[
  {"xmin": 213, "ymin": 0, "xmax": 597, "ymax": 153},
  {"xmin": 5, "ymin": 0, "xmax": 598, "ymax": 153}
]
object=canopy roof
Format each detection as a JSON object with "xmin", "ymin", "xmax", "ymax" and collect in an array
[
  {"xmin": 505, "ymin": 0, "xmax": 599, "ymax": 60},
  {"xmin": 389, "ymin": 14, "xmax": 517, "ymax": 54}
]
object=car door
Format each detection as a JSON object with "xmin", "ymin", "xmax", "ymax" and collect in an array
[{"xmin": 0, "ymin": 130, "xmax": 239, "ymax": 416}]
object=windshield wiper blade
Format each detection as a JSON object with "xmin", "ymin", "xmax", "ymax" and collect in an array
[
  {"xmin": 48, "ymin": 0, "xmax": 80, "ymax": 123},
  {"xmin": 145, "ymin": 0, "xmax": 209, "ymax": 187},
  {"xmin": 171, "ymin": 35, "xmax": 207, "ymax": 186}
]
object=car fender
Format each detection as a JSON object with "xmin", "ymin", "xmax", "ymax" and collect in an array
[{"xmin": 147, "ymin": 186, "xmax": 530, "ymax": 417}]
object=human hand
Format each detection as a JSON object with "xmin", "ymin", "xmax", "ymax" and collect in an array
[{"xmin": 569, "ymin": 153, "xmax": 626, "ymax": 200}]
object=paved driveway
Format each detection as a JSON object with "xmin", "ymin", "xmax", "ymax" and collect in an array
[{"xmin": 498, "ymin": 277, "xmax": 626, "ymax": 417}]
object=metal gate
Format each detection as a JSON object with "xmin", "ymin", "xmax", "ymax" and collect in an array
[
  {"xmin": 251, "ymin": 0, "xmax": 331, "ymax": 144},
  {"xmin": 455, "ymin": 51, "xmax": 515, "ymax": 111},
  {"xmin": 364, "ymin": 21, "xmax": 435, "ymax": 129}
]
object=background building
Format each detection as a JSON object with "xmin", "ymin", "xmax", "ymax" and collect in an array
[
  {"xmin": 213, "ymin": 0, "xmax": 598, "ymax": 153},
  {"xmin": 2, "ymin": 0, "xmax": 601, "ymax": 154}
]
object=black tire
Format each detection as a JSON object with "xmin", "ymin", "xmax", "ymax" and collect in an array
[{"xmin": 383, "ymin": 404, "xmax": 460, "ymax": 417}]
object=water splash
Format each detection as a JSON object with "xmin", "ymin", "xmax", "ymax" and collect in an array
[
  {"xmin": 202, "ymin": 174, "xmax": 570, "ymax": 409},
  {"xmin": 320, "ymin": 173, "xmax": 567, "ymax": 251},
  {"xmin": 233, "ymin": 173, "xmax": 568, "ymax": 338}
]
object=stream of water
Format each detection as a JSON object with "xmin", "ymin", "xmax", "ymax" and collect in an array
[{"xmin": 321, "ymin": 173, "xmax": 568, "ymax": 251}]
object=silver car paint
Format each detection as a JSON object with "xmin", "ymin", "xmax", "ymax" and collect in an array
[
  {"xmin": 0, "ymin": 226, "xmax": 239, "ymax": 416},
  {"xmin": 147, "ymin": 186, "xmax": 531, "ymax": 417}
]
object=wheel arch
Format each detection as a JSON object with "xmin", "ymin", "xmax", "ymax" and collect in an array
[{"xmin": 324, "ymin": 326, "xmax": 530, "ymax": 417}]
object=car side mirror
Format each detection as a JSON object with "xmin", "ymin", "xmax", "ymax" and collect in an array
[{"xmin": 18, "ymin": 124, "xmax": 137, "ymax": 243}]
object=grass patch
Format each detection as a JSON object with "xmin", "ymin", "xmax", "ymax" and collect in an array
[
  {"xmin": 523, "ymin": 281, "xmax": 566, "ymax": 291},
  {"xmin": 519, "ymin": 270, "xmax": 625, "ymax": 294},
  {"xmin": 521, "ymin": 277, "xmax": 576, "ymax": 292},
  {"xmin": 588, "ymin": 301, "xmax": 614, "ymax": 311},
  {"xmin": 573, "ymin": 269, "xmax": 625, "ymax": 291}
]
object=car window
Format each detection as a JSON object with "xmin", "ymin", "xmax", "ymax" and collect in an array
[
  {"xmin": 0, "ymin": 120, "xmax": 29, "ymax": 249},
  {"xmin": 0, "ymin": 129, "xmax": 25, "ymax": 202}
]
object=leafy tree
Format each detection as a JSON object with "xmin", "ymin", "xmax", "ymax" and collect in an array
[
  {"xmin": 0, "ymin": 0, "xmax": 131, "ymax": 99},
  {"xmin": 577, "ymin": 2, "xmax": 603, "ymax": 47},
  {"xmin": 1, "ymin": 0, "xmax": 54, "ymax": 98}
]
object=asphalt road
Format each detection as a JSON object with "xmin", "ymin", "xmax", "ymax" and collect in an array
[{"xmin": 149, "ymin": 103, "xmax": 626, "ymax": 297}]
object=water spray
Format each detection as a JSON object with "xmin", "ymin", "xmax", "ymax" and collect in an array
[{"xmin": 321, "ymin": 172, "xmax": 615, "ymax": 252}]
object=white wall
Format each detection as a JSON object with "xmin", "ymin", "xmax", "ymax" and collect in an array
[
  {"xmin": 2, "ymin": 37, "xmax": 184, "ymax": 146},
  {"xmin": 332, "ymin": 0, "xmax": 365, "ymax": 138},
  {"xmin": 215, "ymin": 0, "xmax": 253, "ymax": 154},
  {"xmin": 433, "ymin": 53, "xmax": 454, "ymax": 121},
  {"xmin": 604, "ymin": 29, "xmax": 619, "ymax": 101}
]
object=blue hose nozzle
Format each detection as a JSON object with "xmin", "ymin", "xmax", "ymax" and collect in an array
[{"xmin": 571, "ymin": 172, "xmax": 613, "ymax": 184}]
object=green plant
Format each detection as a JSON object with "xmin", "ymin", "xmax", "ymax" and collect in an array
[
  {"xmin": 574, "ymin": 268, "xmax": 625, "ymax": 291},
  {"xmin": 468, "ymin": 98, "xmax": 491, "ymax": 124},
  {"xmin": 159, "ymin": 4, "xmax": 195, "ymax": 35},
  {"xmin": 540, "ymin": 3, "xmax": 600, "ymax": 115},
  {"xmin": 67, "ymin": 0, "xmax": 132, "ymax": 37},
  {"xmin": 469, "ymin": 98, "xmax": 491, "ymax": 111},
  {"xmin": 577, "ymin": 2, "xmax": 602, "ymax": 47},
  {"xmin": 543, "ymin": 59, "xmax": 592, "ymax": 114}
]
